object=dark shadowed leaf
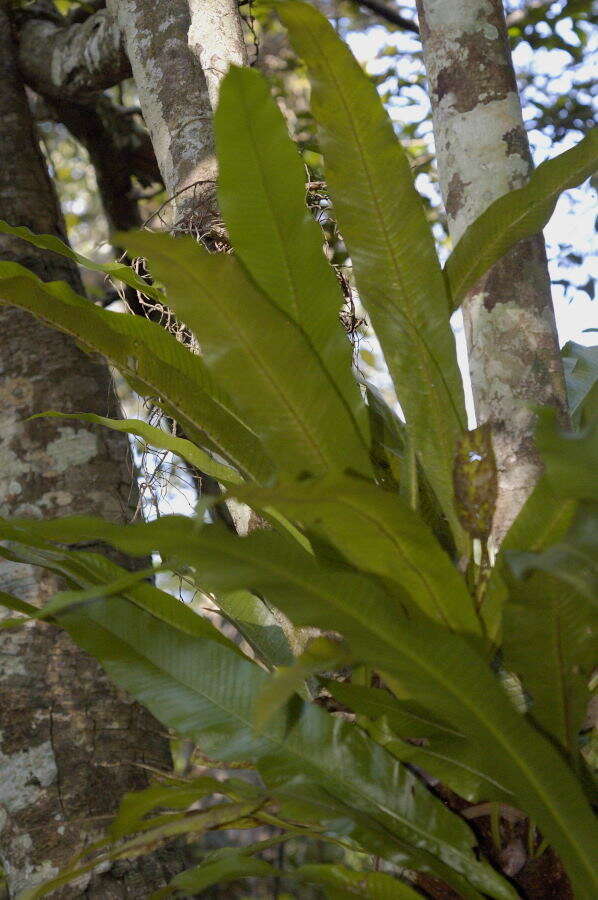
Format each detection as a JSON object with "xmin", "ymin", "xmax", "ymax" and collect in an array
[{"xmin": 503, "ymin": 572, "xmax": 596, "ymax": 761}]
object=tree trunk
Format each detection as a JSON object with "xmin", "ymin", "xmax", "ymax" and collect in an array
[
  {"xmin": 0, "ymin": 6, "xmax": 182, "ymax": 895},
  {"xmin": 107, "ymin": 0, "xmax": 247, "ymax": 230},
  {"xmin": 415, "ymin": 0, "xmax": 567, "ymax": 542}
]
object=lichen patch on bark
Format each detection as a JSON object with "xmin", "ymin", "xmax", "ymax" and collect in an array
[{"xmin": 0, "ymin": 737, "xmax": 58, "ymax": 814}]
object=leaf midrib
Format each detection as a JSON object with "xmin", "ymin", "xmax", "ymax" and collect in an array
[
  {"xmin": 84, "ymin": 613, "xmax": 482, "ymax": 873},
  {"xmin": 184, "ymin": 533, "xmax": 595, "ymax": 890}
]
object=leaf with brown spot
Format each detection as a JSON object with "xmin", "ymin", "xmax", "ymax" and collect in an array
[{"xmin": 453, "ymin": 424, "xmax": 497, "ymax": 540}]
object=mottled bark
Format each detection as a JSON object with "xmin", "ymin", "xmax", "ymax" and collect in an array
[
  {"xmin": 18, "ymin": 3, "xmax": 130, "ymax": 101},
  {"xmin": 187, "ymin": 0, "xmax": 248, "ymax": 110},
  {"xmin": 415, "ymin": 0, "xmax": 567, "ymax": 543},
  {"xmin": 106, "ymin": 0, "xmax": 220, "ymax": 229},
  {"xmin": 0, "ymin": 6, "xmax": 181, "ymax": 895}
]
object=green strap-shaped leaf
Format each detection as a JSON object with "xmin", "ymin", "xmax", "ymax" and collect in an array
[
  {"xmin": 216, "ymin": 65, "xmax": 367, "ymax": 440},
  {"xmin": 0, "ymin": 219, "xmax": 164, "ymax": 302},
  {"xmin": 0, "ymin": 526, "xmax": 238, "ymax": 652},
  {"xmin": 276, "ymin": 1, "xmax": 466, "ymax": 547},
  {"xmin": 0, "ymin": 264, "xmax": 273, "ymax": 482},
  {"xmin": 0, "ymin": 590, "xmax": 38, "ymax": 619},
  {"xmin": 503, "ymin": 573, "xmax": 596, "ymax": 761},
  {"xmin": 498, "ymin": 400, "xmax": 597, "ymax": 562},
  {"xmin": 56, "ymin": 596, "xmax": 511, "ymax": 898},
  {"xmin": 328, "ymin": 682, "xmax": 511, "ymax": 804},
  {"xmin": 254, "ymin": 636, "xmax": 347, "ymax": 728},
  {"xmin": 155, "ymin": 855, "xmax": 277, "ymax": 899},
  {"xmin": 119, "ymin": 232, "xmax": 372, "ymax": 480},
  {"xmin": 110, "ymin": 777, "xmax": 245, "ymax": 839},
  {"xmin": 0, "ymin": 565, "xmax": 159, "ymax": 629},
  {"xmin": 445, "ymin": 129, "xmax": 598, "ymax": 307},
  {"xmin": 535, "ymin": 407, "xmax": 597, "ymax": 502},
  {"xmin": 20, "ymin": 799, "xmax": 262, "ymax": 900},
  {"xmin": 507, "ymin": 499, "xmax": 598, "ymax": 609},
  {"xmin": 232, "ymin": 477, "xmax": 480, "ymax": 634},
  {"xmin": 291, "ymin": 863, "xmax": 423, "ymax": 898},
  {"xmin": 0, "ymin": 519, "xmax": 510, "ymax": 898},
  {"xmin": 23, "ymin": 513, "xmax": 593, "ymax": 896},
  {"xmin": 32, "ymin": 412, "xmax": 242, "ymax": 486}
]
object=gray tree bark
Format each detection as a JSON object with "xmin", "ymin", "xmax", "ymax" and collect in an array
[
  {"xmin": 18, "ymin": 2, "xmax": 129, "ymax": 100},
  {"xmin": 415, "ymin": 0, "xmax": 567, "ymax": 543},
  {"xmin": 0, "ymin": 5, "xmax": 182, "ymax": 895},
  {"xmin": 107, "ymin": 0, "xmax": 247, "ymax": 230}
]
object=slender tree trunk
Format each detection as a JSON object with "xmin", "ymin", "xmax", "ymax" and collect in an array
[
  {"xmin": 0, "ymin": 7, "xmax": 182, "ymax": 895},
  {"xmin": 107, "ymin": 0, "xmax": 247, "ymax": 230},
  {"xmin": 415, "ymin": 0, "xmax": 567, "ymax": 542}
]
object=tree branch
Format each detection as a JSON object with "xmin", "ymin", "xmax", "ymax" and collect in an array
[
  {"xmin": 17, "ymin": 3, "xmax": 130, "ymax": 100},
  {"xmin": 353, "ymin": 0, "xmax": 420, "ymax": 34}
]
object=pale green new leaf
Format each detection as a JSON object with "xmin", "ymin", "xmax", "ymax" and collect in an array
[
  {"xmin": 277, "ymin": 0, "xmax": 466, "ymax": 546},
  {"xmin": 32, "ymin": 412, "xmax": 242, "ymax": 486},
  {"xmin": 0, "ymin": 219, "xmax": 164, "ymax": 302},
  {"xmin": 118, "ymin": 232, "xmax": 372, "ymax": 481},
  {"xmin": 216, "ymin": 65, "xmax": 367, "ymax": 439},
  {"xmin": 0, "ymin": 264, "xmax": 273, "ymax": 482},
  {"xmin": 445, "ymin": 130, "xmax": 598, "ymax": 307}
]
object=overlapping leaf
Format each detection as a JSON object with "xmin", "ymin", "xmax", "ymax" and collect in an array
[
  {"xmin": 0, "ymin": 264, "xmax": 273, "ymax": 481},
  {"xmin": 215, "ymin": 589, "xmax": 295, "ymax": 669},
  {"xmin": 328, "ymin": 682, "xmax": 509, "ymax": 803},
  {"xmin": 276, "ymin": 0, "xmax": 467, "ymax": 546},
  {"xmin": 216, "ymin": 65, "xmax": 367, "ymax": 440},
  {"xmin": 445, "ymin": 130, "xmax": 598, "ymax": 307},
  {"xmin": 294, "ymin": 863, "xmax": 422, "ymax": 898},
  {"xmin": 32, "ymin": 411, "xmax": 242, "ymax": 486},
  {"xmin": 0, "ymin": 219, "xmax": 164, "ymax": 301},
  {"xmin": 562, "ymin": 341, "xmax": 598, "ymax": 428},
  {"xmin": 54, "ymin": 596, "xmax": 510, "ymax": 898},
  {"xmin": 7, "ymin": 513, "xmax": 596, "ymax": 896},
  {"xmin": 503, "ymin": 572, "xmax": 596, "ymax": 760},
  {"xmin": 0, "ymin": 523, "xmax": 237, "ymax": 651},
  {"xmin": 118, "ymin": 232, "xmax": 372, "ymax": 481},
  {"xmin": 231, "ymin": 477, "xmax": 480, "ymax": 634}
]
